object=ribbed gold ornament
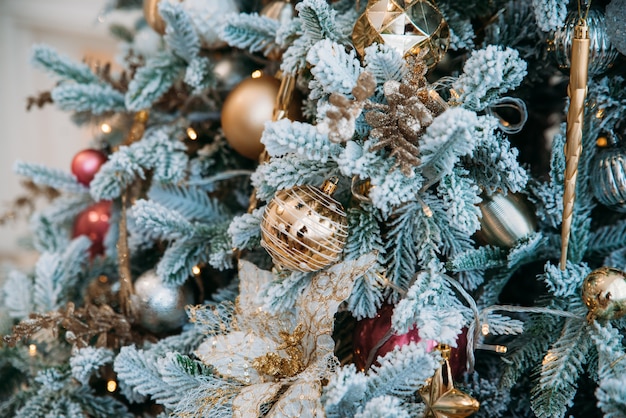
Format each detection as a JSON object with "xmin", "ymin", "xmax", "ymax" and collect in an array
[
  {"xmin": 260, "ymin": 179, "xmax": 348, "ymax": 272},
  {"xmin": 582, "ymin": 267, "xmax": 626, "ymax": 321},
  {"xmin": 352, "ymin": 0, "xmax": 450, "ymax": 68}
]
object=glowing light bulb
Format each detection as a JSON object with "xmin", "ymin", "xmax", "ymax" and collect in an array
[
  {"xmin": 106, "ymin": 380, "xmax": 117, "ymax": 392},
  {"xmin": 481, "ymin": 324, "xmax": 490, "ymax": 335},
  {"xmin": 251, "ymin": 70, "xmax": 263, "ymax": 79},
  {"xmin": 186, "ymin": 127, "xmax": 198, "ymax": 140},
  {"xmin": 100, "ymin": 123, "xmax": 112, "ymax": 134},
  {"xmin": 191, "ymin": 265, "xmax": 201, "ymax": 276},
  {"xmin": 28, "ymin": 344, "xmax": 37, "ymax": 356}
]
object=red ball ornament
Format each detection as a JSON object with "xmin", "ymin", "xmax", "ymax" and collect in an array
[
  {"xmin": 72, "ymin": 201, "xmax": 112, "ymax": 257},
  {"xmin": 353, "ymin": 304, "xmax": 437, "ymax": 371},
  {"xmin": 448, "ymin": 327, "xmax": 468, "ymax": 380},
  {"xmin": 71, "ymin": 149, "xmax": 107, "ymax": 186}
]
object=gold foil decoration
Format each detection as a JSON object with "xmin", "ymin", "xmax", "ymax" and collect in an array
[
  {"xmin": 582, "ymin": 267, "xmax": 626, "ymax": 321},
  {"xmin": 252, "ymin": 324, "xmax": 306, "ymax": 378},
  {"xmin": 560, "ymin": 8, "xmax": 590, "ymax": 270},
  {"xmin": 260, "ymin": 178, "xmax": 349, "ymax": 272},
  {"xmin": 352, "ymin": 0, "xmax": 450, "ymax": 68},
  {"xmin": 420, "ymin": 345, "xmax": 480, "ymax": 418}
]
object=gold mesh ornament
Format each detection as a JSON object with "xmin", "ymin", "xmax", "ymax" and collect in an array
[
  {"xmin": 352, "ymin": 0, "xmax": 450, "ymax": 68},
  {"xmin": 260, "ymin": 179, "xmax": 348, "ymax": 272}
]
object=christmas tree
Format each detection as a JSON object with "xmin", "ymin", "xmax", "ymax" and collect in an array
[{"xmin": 1, "ymin": 0, "xmax": 626, "ymax": 416}]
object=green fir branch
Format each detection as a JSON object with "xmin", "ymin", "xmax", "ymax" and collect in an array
[
  {"xmin": 221, "ymin": 13, "xmax": 280, "ymax": 56},
  {"xmin": 31, "ymin": 45, "xmax": 100, "ymax": 84},
  {"xmin": 14, "ymin": 161, "xmax": 89, "ymax": 195},
  {"xmin": 148, "ymin": 183, "xmax": 229, "ymax": 223},
  {"xmin": 530, "ymin": 317, "xmax": 591, "ymax": 418},
  {"xmin": 159, "ymin": 2, "xmax": 200, "ymax": 62},
  {"xmin": 51, "ymin": 83, "xmax": 126, "ymax": 114},
  {"xmin": 125, "ymin": 52, "xmax": 186, "ymax": 111},
  {"xmin": 587, "ymin": 220, "xmax": 626, "ymax": 257},
  {"xmin": 447, "ymin": 246, "xmax": 508, "ymax": 272}
]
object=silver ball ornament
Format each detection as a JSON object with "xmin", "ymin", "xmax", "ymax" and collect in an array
[
  {"xmin": 553, "ymin": 8, "xmax": 619, "ymax": 76},
  {"xmin": 606, "ymin": 0, "xmax": 626, "ymax": 56},
  {"xmin": 475, "ymin": 193, "xmax": 537, "ymax": 248},
  {"xmin": 590, "ymin": 143, "xmax": 626, "ymax": 212},
  {"xmin": 133, "ymin": 270, "xmax": 195, "ymax": 333},
  {"xmin": 211, "ymin": 53, "xmax": 258, "ymax": 92}
]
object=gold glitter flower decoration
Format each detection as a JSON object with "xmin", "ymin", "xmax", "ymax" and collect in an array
[{"xmin": 195, "ymin": 253, "xmax": 376, "ymax": 417}]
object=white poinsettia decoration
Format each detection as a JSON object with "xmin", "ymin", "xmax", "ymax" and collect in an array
[{"xmin": 195, "ymin": 253, "xmax": 376, "ymax": 417}]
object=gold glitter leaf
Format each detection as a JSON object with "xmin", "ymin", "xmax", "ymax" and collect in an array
[{"xmin": 232, "ymin": 382, "xmax": 283, "ymax": 418}]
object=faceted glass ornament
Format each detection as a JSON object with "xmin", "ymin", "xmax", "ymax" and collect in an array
[
  {"xmin": 552, "ymin": 9, "xmax": 619, "ymax": 76},
  {"xmin": 260, "ymin": 181, "xmax": 348, "ymax": 272},
  {"xmin": 352, "ymin": 0, "xmax": 450, "ymax": 68},
  {"xmin": 589, "ymin": 144, "xmax": 626, "ymax": 212}
]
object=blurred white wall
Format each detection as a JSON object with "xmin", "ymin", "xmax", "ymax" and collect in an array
[{"xmin": 0, "ymin": 0, "xmax": 138, "ymax": 264}]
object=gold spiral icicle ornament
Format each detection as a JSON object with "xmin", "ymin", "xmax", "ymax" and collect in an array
[
  {"xmin": 260, "ymin": 178, "xmax": 349, "ymax": 272},
  {"xmin": 560, "ymin": 3, "xmax": 590, "ymax": 270}
]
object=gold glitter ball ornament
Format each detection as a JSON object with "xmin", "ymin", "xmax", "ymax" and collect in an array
[
  {"xmin": 582, "ymin": 267, "xmax": 626, "ymax": 321},
  {"xmin": 260, "ymin": 179, "xmax": 349, "ymax": 272},
  {"xmin": 352, "ymin": 0, "xmax": 450, "ymax": 68}
]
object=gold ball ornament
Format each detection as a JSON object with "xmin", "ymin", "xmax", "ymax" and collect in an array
[
  {"xmin": 352, "ymin": 0, "xmax": 450, "ymax": 68},
  {"xmin": 475, "ymin": 193, "xmax": 536, "ymax": 248},
  {"xmin": 582, "ymin": 267, "xmax": 626, "ymax": 321},
  {"xmin": 143, "ymin": 0, "xmax": 178, "ymax": 34},
  {"xmin": 221, "ymin": 74, "xmax": 301, "ymax": 160},
  {"xmin": 260, "ymin": 179, "xmax": 349, "ymax": 272}
]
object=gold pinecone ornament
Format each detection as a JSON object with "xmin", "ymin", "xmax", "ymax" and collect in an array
[
  {"xmin": 352, "ymin": 0, "xmax": 450, "ymax": 68},
  {"xmin": 260, "ymin": 179, "xmax": 349, "ymax": 272}
]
